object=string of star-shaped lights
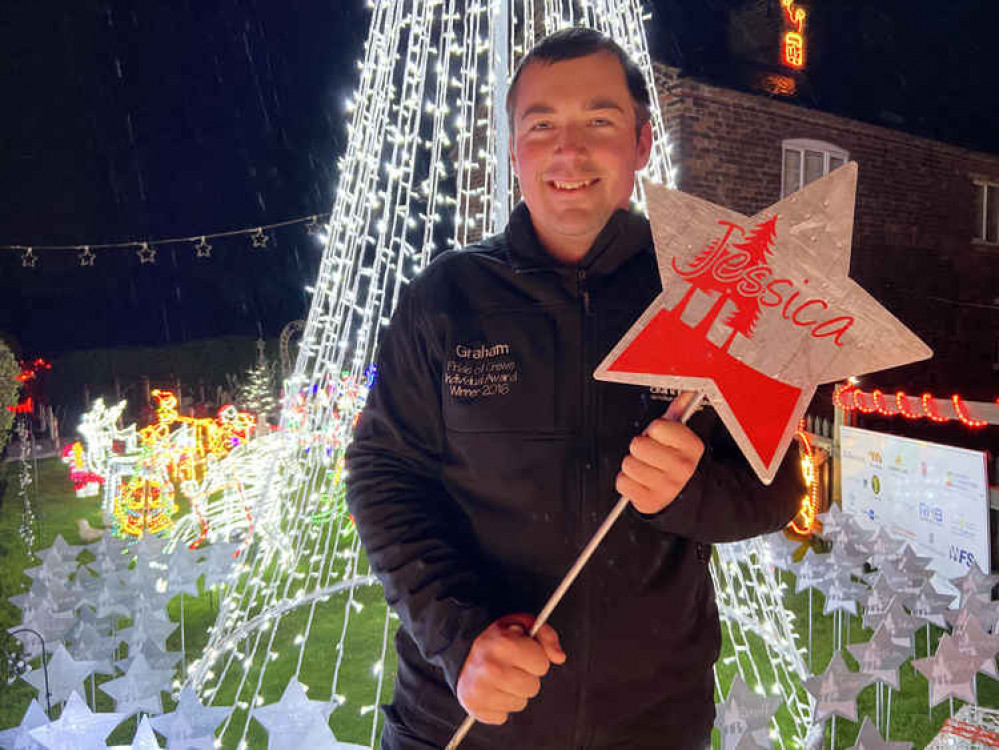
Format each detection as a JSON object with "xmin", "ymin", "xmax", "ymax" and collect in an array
[
  {"xmin": 2, "ymin": 212, "xmax": 328, "ymax": 267},
  {"xmin": 250, "ymin": 227, "xmax": 269, "ymax": 248},
  {"xmin": 136, "ymin": 241, "xmax": 156, "ymax": 265}
]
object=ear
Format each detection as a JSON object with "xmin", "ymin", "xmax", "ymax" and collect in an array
[
  {"xmin": 509, "ymin": 134, "xmax": 519, "ymax": 178},
  {"xmin": 635, "ymin": 119, "xmax": 653, "ymax": 171}
]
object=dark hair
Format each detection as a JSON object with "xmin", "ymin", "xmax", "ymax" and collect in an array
[{"xmin": 505, "ymin": 27, "xmax": 651, "ymax": 140}]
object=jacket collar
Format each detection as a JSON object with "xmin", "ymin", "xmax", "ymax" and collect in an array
[{"xmin": 503, "ymin": 201, "xmax": 653, "ymax": 277}]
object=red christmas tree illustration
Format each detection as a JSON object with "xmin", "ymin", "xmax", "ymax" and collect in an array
[
  {"xmin": 720, "ymin": 215, "xmax": 778, "ymax": 351},
  {"xmin": 672, "ymin": 221, "xmax": 744, "ymax": 322}
]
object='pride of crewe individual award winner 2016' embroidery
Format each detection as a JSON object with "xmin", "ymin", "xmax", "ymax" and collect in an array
[{"xmin": 595, "ymin": 163, "xmax": 932, "ymax": 484}]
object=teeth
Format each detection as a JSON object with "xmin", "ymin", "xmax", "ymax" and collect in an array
[{"xmin": 552, "ymin": 179, "xmax": 595, "ymax": 190}]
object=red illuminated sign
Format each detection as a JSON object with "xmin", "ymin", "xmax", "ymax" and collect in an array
[{"xmin": 780, "ymin": 0, "xmax": 806, "ymax": 69}]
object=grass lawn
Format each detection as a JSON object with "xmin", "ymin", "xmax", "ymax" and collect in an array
[{"xmin": 0, "ymin": 456, "xmax": 995, "ymax": 748}]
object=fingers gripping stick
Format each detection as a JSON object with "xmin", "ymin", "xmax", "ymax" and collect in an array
[{"xmin": 445, "ymin": 392, "xmax": 706, "ymax": 749}]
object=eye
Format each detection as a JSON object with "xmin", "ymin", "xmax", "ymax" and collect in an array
[
  {"xmin": 589, "ymin": 118, "xmax": 612, "ymax": 126},
  {"xmin": 530, "ymin": 120, "xmax": 552, "ymax": 131}
]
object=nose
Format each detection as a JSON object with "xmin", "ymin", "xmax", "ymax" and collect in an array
[{"xmin": 554, "ymin": 122, "xmax": 586, "ymax": 155}]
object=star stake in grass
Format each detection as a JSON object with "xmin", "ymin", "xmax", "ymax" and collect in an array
[{"xmin": 595, "ymin": 165, "xmax": 932, "ymax": 482}]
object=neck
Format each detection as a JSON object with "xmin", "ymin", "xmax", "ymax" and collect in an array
[{"xmin": 534, "ymin": 224, "xmax": 601, "ymax": 266}]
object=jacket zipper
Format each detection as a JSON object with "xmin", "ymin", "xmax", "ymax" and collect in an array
[{"xmin": 574, "ymin": 267, "xmax": 593, "ymax": 749}]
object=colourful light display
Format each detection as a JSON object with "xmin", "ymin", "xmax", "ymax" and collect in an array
[
  {"xmin": 833, "ymin": 383, "xmax": 994, "ymax": 429},
  {"xmin": 70, "ymin": 391, "xmax": 257, "ymax": 540},
  {"xmin": 789, "ymin": 424, "xmax": 820, "ymax": 535},
  {"xmin": 780, "ymin": 0, "xmax": 807, "ymax": 69},
  {"xmin": 61, "ymin": 442, "xmax": 104, "ymax": 498}
]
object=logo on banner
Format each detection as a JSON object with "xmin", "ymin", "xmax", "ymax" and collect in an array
[
  {"xmin": 949, "ymin": 546, "xmax": 976, "ymax": 568},
  {"xmin": 918, "ymin": 502, "xmax": 944, "ymax": 525}
]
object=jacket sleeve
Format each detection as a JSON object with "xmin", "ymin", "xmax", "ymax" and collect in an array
[
  {"xmin": 345, "ymin": 284, "xmax": 495, "ymax": 693},
  {"xmin": 630, "ymin": 407, "xmax": 804, "ymax": 543}
]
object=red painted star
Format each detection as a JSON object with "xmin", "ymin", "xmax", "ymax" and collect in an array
[{"xmin": 595, "ymin": 164, "xmax": 931, "ymax": 483}]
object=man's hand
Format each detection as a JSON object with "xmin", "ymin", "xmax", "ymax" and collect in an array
[
  {"xmin": 456, "ymin": 613, "xmax": 566, "ymax": 725},
  {"xmin": 616, "ymin": 417, "xmax": 704, "ymax": 515}
]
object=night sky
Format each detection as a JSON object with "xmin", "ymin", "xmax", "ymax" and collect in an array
[{"xmin": 1, "ymin": 0, "xmax": 994, "ymax": 359}]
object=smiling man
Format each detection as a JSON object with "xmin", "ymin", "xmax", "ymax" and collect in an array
[{"xmin": 346, "ymin": 28, "xmax": 802, "ymax": 750}]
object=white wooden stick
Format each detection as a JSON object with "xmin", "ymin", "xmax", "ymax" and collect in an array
[{"xmin": 445, "ymin": 392, "xmax": 706, "ymax": 749}]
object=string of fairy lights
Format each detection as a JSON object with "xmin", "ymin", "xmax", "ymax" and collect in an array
[{"xmin": 2, "ymin": 214, "xmax": 329, "ymax": 268}]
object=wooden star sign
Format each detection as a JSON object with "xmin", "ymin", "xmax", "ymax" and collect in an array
[{"xmin": 595, "ymin": 163, "xmax": 931, "ymax": 483}]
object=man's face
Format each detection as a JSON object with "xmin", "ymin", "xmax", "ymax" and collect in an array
[{"xmin": 510, "ymin": 51, "xmax": 652, "ymax": 259}]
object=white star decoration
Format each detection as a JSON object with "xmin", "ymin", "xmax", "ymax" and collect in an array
[
  {"xmin": 0, "ymin": 699, "xmax": 48, "ymax": 750},
  {"xmin": 876, "ymin": 597, "xmax": 920, "ymax": 650},
  {"xmin": 911, "ymin": 634, "xmax": 983, "ymax": 707},
  {"xmin": 78, "ymin": 247, "xmax": 96, "ymax": 267},
  {"xmin": 36, "ymin": 534, "xmax": 82, "ymax": 565},
  {"xmin": 99, "ymin": 654, "xmax": 174, "ymax": 717},
  {"xmin": 252, "ymin": 679, "xmax": 341, "ymax": 750},
  {"xmin": 21, "ymin": 645, "xmax": 103, "ymax": 706},
  {"xmin": 129, "ymin": 716, "xmax": 163, "ymax": 750},
  {"xmin": 118, "ymin": 611, "xmax": 179, "ymax": 659},
  {"xmin": 952, "ymin": 615, "xmax": 999, "ymax": 679},
  {"xmin": 847, "ymin": 717, "xmax": 913, "ymax": 750},
  {"xmin": 28, "ymin": 692, "xmax": 125, "ymax": 750},
  {"xmin": 713, "ymin": 675, "xmax": 781, "ymax": 750},
  {"xmin": 907, "ymin": 581, "xmax": 955, "ymax": 629},
  {"xmin": 861, "ymin": 575, "xmax": 896, "ymax": 630},
  {"xmin": 148, "ymin": 686, "xmax": 229, "ymax": 749},
  {"xmin": 802, "ymin": 652, "xmax": 874, "ymax": 723},
  {"xmin": 818, "ymin": 573, "xmax": 868, "ymax": 617},
  {"xmin": 846, "ymin": 623, "xmax": 911, "ymax": 691},
  {"xmin": 952, "ymin": 561, "xmax": 999, "ymax": 605}
]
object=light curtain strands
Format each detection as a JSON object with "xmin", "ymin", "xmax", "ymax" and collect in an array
[
  {"xmin": 16, "ymin": 419, "xmax": 39, "ymax": 553},
  {"xmin": 182, "ymin": 2, "xmax": 682, "ymax": 747},
  {"xmin": 712, "ymin": 537, "xmax": 819, "ymax": 748}
]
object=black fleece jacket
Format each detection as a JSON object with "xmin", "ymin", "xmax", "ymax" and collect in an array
[{"xmin": 345, "ymin": 203, "xmax": 803, "ymax": 749}]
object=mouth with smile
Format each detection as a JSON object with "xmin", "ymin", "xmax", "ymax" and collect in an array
[{"xmin": 547, "ymin": 177, "xmax": 599, "ymax": 193}]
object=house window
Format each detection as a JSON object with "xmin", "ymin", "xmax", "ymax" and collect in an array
[
  {"xmin": 973, "ymin": 180, "xmax": 999, "ymax": 244},
  {"xmin": 781, "ymin": 139, "xmax": 849, "ymax": 197}
]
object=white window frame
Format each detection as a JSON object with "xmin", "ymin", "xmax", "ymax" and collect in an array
[
  {"xmin": 972, "ymin": 178, "xmax": 999, "ymax": 245},
  {"xmin": 781, "ymin": 138, "xmax": 850, "ymax": 197}
]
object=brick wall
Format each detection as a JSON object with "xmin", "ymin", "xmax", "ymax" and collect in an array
[{"xmin": 655, "ymin": 66, "xmax": 999, "ymax": 395}]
